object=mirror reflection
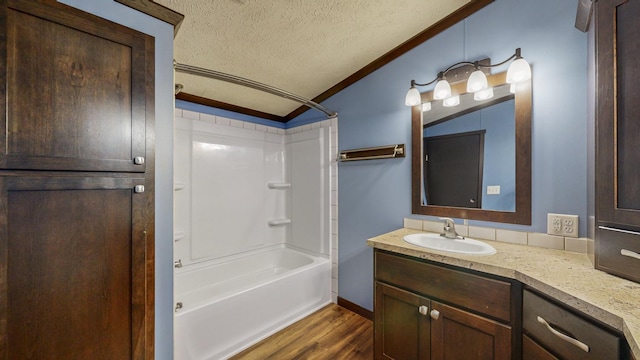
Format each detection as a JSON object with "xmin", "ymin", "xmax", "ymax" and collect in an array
[
  {"xmin": 422, "ymin": 84, "xmax": 515, "ymax": 211},
  {"xmin": 411, "ymin": 71, "xmax": 532, "ymax": 225}
]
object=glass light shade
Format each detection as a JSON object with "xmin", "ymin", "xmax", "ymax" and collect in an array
[
  {"xmin": 474, "ymin": 87, "xmax": 494, "ymax": 101},
  {"xmin": 405, "ymin": 87, "xmax": 422, "ymax": 106},
  {"xmin": 433, "ymin": 79, "xmax": 451, "ymax": 100},
  {"xmin": 467, "ymin": 70, "xmax": 488, "ymax": 92},
  {"xmin": 506, "ymin": 58, "xmax": 531, "ymax": 83},
  {"xmin": 442, "ymin": 95, "xmax": 460, "ymax": 107},
  {"xmin": 421, "ymin": 102, "xmax": 432, "ymax": 112}
]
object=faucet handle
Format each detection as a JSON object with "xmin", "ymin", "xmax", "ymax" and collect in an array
[
  {"xmin": 439, "ymin": 217, "xmax": 455, "ymax": 226},
  {"xmin": 439, "ymin": 217, "xmax": 462, "ymax": 239}
]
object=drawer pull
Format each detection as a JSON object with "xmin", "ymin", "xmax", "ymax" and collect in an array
[
  {"xmin": 621, "ymin": 249, "xmax": 640, "ymax": 261},
  {"xmin": 599, "ymin": 226, "xmax": 640, "ymax": 236},
  {"xmin": 418, "ymin": 305, "xmax": 429, "ymax": 316},
  {"xmin": 537, "ymin": 316, "xmax": 590, "ymax": 353},
  {"xmin": 430, "ymin": 309, "xmax": 440, "ymax": 320}
]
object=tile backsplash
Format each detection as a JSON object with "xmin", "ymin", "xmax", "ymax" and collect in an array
[{"xmin": 404, "ymin": 218, "xmax": 588, "ymax": 253}]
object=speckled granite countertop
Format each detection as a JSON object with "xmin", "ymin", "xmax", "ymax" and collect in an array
[{"xmin": 368, "ymin": 228, "xmax": 640, "ymax": 358}]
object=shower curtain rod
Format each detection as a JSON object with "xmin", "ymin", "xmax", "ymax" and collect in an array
[{"xmin": 174, "ymin": 61, "xmax": 338, "ymax": 119}]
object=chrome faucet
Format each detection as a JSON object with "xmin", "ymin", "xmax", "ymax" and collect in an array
[{"xmin": 439, "ymin": 217, "xmax": 464, "ymax": 239}]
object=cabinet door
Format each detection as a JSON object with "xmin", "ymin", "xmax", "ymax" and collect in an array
[
  {"xmin": 0, "ymin": 0, "xmax": 153, "ymax": 172},
  {"xmin": 523, "ymin": 335, "xmax": 559, "ymax": 360},
  {"xmin": 430, "ymin": 301, "xmax": 511, "ymax": 360},
  {"xmin": 0, "ymin": 175, "xmax": 152, "ymax": 359},
  {"xmin": 375, "ymin": 282, "xmax": 430, "ymax": 360},
  {"xmin": 595, "ymin": 0, "xmax": 640, "ymax": 282}
]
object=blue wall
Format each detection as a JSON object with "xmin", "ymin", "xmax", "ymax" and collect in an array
[
  {"xmin": 292, "ymin": 0, "xmax": 588, "ymax": 310},
  {"xmin": 59, "ymin": 1, "xmax": 175, "ymax": 358}
]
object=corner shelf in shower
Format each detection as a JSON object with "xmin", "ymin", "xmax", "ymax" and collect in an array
[
  {"xmin": 268, "ymin": 219, "xmax": 292, "ymax": 226},
  {"xmin": 267, "ymin": 182, "xmax": 291, "ymax": 189}
]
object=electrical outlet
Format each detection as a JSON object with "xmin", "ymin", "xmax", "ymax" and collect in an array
[
  {"xmin": 487, "ymin": 185, "xmax": 501, "ymax": 195},
  {"xmin": 547, "ymin": 213, "xmax": 579, "ymax": 237}
]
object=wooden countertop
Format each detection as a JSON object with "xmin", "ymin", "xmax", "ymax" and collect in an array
[{"xmin": 367, "ymin": 228, "xmax": 640, "ymax": 358}]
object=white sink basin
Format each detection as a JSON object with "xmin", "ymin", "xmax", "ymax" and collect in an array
[{"xmin": 403, "ymin": 233, "xmax": 496, "ymax": 255}]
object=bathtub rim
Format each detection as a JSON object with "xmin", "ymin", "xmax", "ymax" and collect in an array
[
  {"xmin": 174, "ymin": 243, "xmax": 328, "ymax": 275},
  {"xmin": 174, "ymin": 244, "xmax": 330, "ymax": 314}
]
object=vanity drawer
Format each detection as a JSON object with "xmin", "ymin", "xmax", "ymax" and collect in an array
[
  {"xmin": 374, "ymin": 250, "xmax": 512, "ymax": 322},
  {"xmin": 523, "ymin": 289, "xmax": 621, "ymax": 360},
  {"xmin": 596, "ymin": 225, "xmax": 640, "ymax": 284}
]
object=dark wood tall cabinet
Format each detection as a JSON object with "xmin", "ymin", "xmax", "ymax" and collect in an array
[
  {"xmin": 0, "ymin": 0, "xmax": 155, "ymax": 358},
  {"xmin": 595, "ymin": 0, "xmax": 640, "ymax": 283}
]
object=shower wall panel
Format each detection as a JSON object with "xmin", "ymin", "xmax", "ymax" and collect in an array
[
  {"xmin": 174, "ymin": 119, "xmax": 286, "ymax": 266},
  {"xmin": 290, "ymin": 128, "xmax": 331, "ymax": 255}
]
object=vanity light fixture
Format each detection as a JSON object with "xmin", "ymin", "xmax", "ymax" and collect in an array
[
  {"xmin": 466, "ymin": 65, "xmax": 489, "ymax": 93},
  {"xmin": 433, "ymin": 72, "xmax": 452, "ymax": 100},
  {"xmin": 442, "ymin": 95, "xmax": 460, "ymax": 107},
  {"xmin": 405, "ymin": 48, "xmax": 531, "ymax": 107},
  {"xmin": 474, "ymin": 87, "xmax": 494, "ymax": 101},
  {"xmin": 405, "ymin": 80, "xmax": 422, "ymax": 106}
]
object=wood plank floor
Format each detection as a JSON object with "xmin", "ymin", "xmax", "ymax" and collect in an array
[{"xmin": 230, "ymin": 304, "xmax": 373, "ymax": 359}]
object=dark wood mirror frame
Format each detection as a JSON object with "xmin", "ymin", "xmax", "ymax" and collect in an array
[{"xmin": 411, "ymin": 71, "xmax": 532, "ymax": 224}]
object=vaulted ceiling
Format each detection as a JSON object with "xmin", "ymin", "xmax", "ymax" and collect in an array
[{"xmin": 155, "ymin": 0, "xmax": 493, "ymax": 122}]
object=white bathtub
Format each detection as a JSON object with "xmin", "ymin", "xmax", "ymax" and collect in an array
[{"xmin": 174, "ymin": 245, "xmax": 331, "ymax": 359}]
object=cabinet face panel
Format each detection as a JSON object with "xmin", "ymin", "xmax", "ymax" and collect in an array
[
  {"xmin": 596, "ymin": 226, "xmax": 640, "ymax": 283},
  {"xmin": 0, "ymin": 1, "xmax": 150, "ymax": 172},
  {"xmin": 614, "ymin": 0, "xmax": 640, "ymax": 213},
  {"xmin": 430, "ymin": 301, "xmax": 511, "ymax": 360},
  {"xmin": 523, "ymin": 289, "xmax": 620, "ymax": 360},
  {"xmin": 375, "ymin": 250, "xmax": 512, "ymax": 322},
  {"xmin": 0, "ymin": 176, "xmax": 148, "ymax": 359},
  {"xmin": 596, "ymin": 0, "xmax": 640, "ymax": 225},
  {"xmin": 595, "ymin": 0, "xmax": 640, "ymax": 283},
  {"xmin": 375, "ymin": 282, "xmax": 430, "ymax": 360}
]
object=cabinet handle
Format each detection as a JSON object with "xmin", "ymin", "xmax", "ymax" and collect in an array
[
  {"xmin": 418, "ymin": 305, "xmax": 429, "ymax": 316},
  {"xmin": 537, "ymin": 316, "xmax": 590, "ymax": 353},
  {"xmin": 621, "ymin": 249, "xmax": 640, "ymax": 261},
  {"xmin": 134, "ymin": 185, "xmax": 145, "ymax": 193},
  {"xmin": 134, "ymin": 156, "xmax": 145, "ymax": 165},
  {"xmin": 430, "ymin": 309, "xmax": 440, "ymax": 320},
  {"xmin": 599, "ymin": 226, "xmax": 640, "ymax": 236}
]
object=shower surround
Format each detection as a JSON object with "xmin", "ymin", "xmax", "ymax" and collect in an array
[{"xmin": 173, "ymin": 109, "xmax": 338, "ymax": 359}]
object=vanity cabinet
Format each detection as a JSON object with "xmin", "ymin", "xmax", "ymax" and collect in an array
[
  {"xmin": 522, "ymin": 288, "xmax": 624, "ymax": 360},
  {"xmin": 374, "ymin": 250, "xmax": 518, "ymax": 359},
  {"xmin": 595, "ymin": 0, "xmax": 640, "ymax": 283}
]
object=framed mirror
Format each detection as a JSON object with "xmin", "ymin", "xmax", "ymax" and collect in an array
[{"xmin": 411, "ymin": 71, "xmax": 531, "ymax": 224}]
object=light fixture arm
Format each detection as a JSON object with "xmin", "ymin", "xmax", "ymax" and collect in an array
[
  {"xmin": 480, "ymin": 49, "xmax": 520, "ymax": 69},
  {"xmin": 406, "ymin": 48, "xmax": 529, "ymax": 107},
  {"xmin": 410, "ymin": 48, "xmax": 523, "ymax": 89}
]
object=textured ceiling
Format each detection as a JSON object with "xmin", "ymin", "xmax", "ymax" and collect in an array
[{"xmin": 157, "ymin": 0, "xmax": 472, "ymax": 118}]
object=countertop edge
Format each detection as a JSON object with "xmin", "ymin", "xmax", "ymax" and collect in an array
[{"xmin": 367, "ymin": 229, "xmax": 640, "ymax": 359}]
